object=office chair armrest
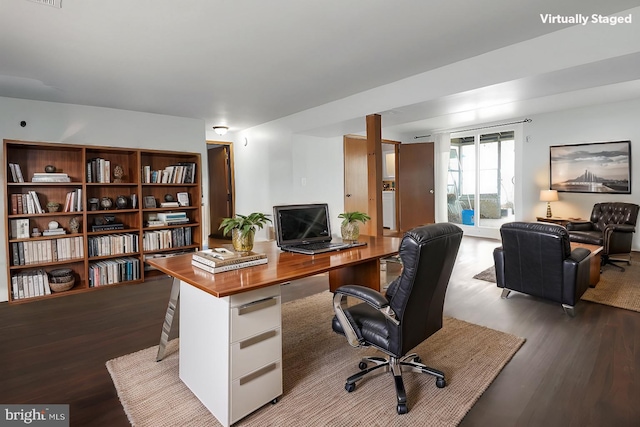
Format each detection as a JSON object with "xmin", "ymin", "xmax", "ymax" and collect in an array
[
  {"xmin": 333, "ymin": 286, "xmax": 400, "ymax": 348},
  {"xmin": 334, "ymin": 284, "xmax": 389, "ymax": 309},
  {"xmin": 566, "ymin": 221, "xmax": 593, "ymax": 231}
]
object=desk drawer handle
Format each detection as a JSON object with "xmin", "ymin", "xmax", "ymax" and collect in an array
[
  {"xmin": 239, "ymin": 362, "xmax": 278, "ymax": 386},
  {"xmin": 239, "ymin": 329, "xmax": 278, "ymax": 349},
  {"xmin": 237, "ymin": 297, "xmax": 278, "ymax": 315}
]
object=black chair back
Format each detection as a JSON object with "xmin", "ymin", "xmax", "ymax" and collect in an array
[
  {"xmin": 499, "ymin": 222, "xmax": 571, "ymax": 301},
  {"xmin": 385, "ymin": 223, "xmax": 463, "ymax": 356},
  {"xmin": 589, "ymin": 202, "xmax": 639, "ymax": 232}
]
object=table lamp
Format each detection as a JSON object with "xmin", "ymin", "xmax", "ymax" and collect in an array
[{"xmin": 540, "ymin": 190, "xmax": 559, "ymax": 218}]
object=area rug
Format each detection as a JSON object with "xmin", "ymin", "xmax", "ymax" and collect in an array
[
  {"xmin": 474, "ymin": 260, "xmax": 640, "ymax": 313},
  {"xmin": 106, "ymin": 291, "xmax": 525, "ymax": 427}
]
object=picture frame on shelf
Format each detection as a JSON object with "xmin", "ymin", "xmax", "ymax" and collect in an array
[
  {"xmin": 177, "ymin": 192, "xmax": 190, "ymax": 207},
  {"xmin": 143, "ymin": 196, "xmax": 157, "ymax": 208},
  {"xmin": 550, "ymin": 140, "xmax": 631, "ymax": 194}
]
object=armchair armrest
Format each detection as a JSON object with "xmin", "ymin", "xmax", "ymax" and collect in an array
[
  {"xmin": 333, "ymin": 285, "xmax": 400, "ymax": 348},
  {"xmin": 566, "ymin": 221, "xmax": 593, "ymax": 231},
  {"xmin": 568, "ymin": 247, "xmax": 591, "ymax": 263},
  {"xmin": 493, "ymin": 247, "xmax": 506, "ymax": 287},
  {"xmin": 604, "ymin": 223, "xmax": 636, "ymax": 233}
]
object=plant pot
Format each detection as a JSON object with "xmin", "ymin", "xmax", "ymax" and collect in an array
[
  {"xmin": 341, "ymin": 222, "xmax": 360, "ymax": 242},
  {"xmin": 232, "ymin": 228, "xmax": 255, "ymax": 254}
]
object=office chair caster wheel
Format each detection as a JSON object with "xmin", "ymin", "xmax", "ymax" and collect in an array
[
  {"xmin": 436, "ymin": 378, "xmax": 446, "ymax": 388},
  {"xmin": 345, "ymin": 383, "xmax": 356, "ymax": 393},
  {"xmin": 413, "ymin": 356, "xmax": 422, "ymax": 364},
  {"xmin": 397, "ymin": 403, "xmax": 408, "ymax": 414},
  {"xmin": 358, "ymin": 361, "xmax": 368, "ymax": 370}
]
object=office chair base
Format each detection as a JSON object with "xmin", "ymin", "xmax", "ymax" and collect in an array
[
  {"xmin": 344, "ymin": 353, "xmax": 446, "ymax": 414},
  {"xmin": 602, "ymin": 255, "xmax": 631, "ymax": 272}
]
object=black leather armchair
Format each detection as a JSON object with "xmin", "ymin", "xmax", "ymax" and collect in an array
[
  {"xmin": 332, "ymin": 223, "xmax": 463, "ymax": 414},
  {"xmin": 494, "ymin": 222, "xmax": 591, "ymax": 316},
  {"xmin": 566, "ymin": 202, "xmax": 639, "ymax": 271}
]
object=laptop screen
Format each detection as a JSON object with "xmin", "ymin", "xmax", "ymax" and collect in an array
[{"xmin": 273, "ymin": 203, "xmax": 332, "ymax": 247}]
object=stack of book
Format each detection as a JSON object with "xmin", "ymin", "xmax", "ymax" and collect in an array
[
  {"xmin": 192, "ymin": 249, "xmax": 267, "ymax": 273},
  {"xmin": 157, "ymin": 212, "xmax": 189, "ymax": 225},
  {"xmin": 31, "ymin": 172, "xmax": 71, "ymax": 183}
]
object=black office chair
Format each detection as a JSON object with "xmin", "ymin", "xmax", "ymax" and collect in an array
[
  {"xmin": 332, "ymin": 223, "xmax": 463, "ymax": 414},
  {"xmin": 566, "ymin": 202, "xmax": 639, "ymax": 271}
]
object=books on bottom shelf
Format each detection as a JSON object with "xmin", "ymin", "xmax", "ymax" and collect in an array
[
  {"xmin": 191, "ymin": 256, "xmax": 268, "ymax": 274},
  {"xmin": 89, "ymin": 257, "xmax": 140, "ymax": 287},
  {"xmin": 11, "ymin": 269, "xmax": 52, "ymax": 300}
]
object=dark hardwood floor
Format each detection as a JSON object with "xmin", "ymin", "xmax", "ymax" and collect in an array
[{"xmin": 1, "ymin": 236, "xmax": 638, "ymax": 426}]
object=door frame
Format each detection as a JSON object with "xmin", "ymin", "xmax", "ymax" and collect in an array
[{"xmin": 206, "ymin": 140, "xmax": 236, "ymax": 238}]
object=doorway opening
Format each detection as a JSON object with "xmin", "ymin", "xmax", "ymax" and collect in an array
[{"xmin": 206, "ymin": 141, "xmax": 235, "ymax": 239}]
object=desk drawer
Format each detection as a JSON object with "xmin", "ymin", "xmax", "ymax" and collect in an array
[
  {"xmin": 231, "ymin": 295, "xmax": 281, "ymax": 341},
  {"xmin": 231, "ymin": 328, "xmax": 281, "ymax": 379},
  {"xmin": 231, "ymin": 360, "xmax": 282, "ymax": 424}
]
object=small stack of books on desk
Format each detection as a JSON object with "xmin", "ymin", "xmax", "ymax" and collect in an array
[{"xmin": 192, "ymin": 248, "xmax": 267, "ymax": 273}]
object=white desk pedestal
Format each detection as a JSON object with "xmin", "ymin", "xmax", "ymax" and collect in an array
[{"xmin": 179, "ymin": 282, "xmax": 283, "ymax": 427}]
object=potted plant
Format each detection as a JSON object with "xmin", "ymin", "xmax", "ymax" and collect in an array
[
  {"xmin": 338, "ymin": 211, "xmax": 371, "ymax": 242},
  {"xmin": 219, "ymin": 212, "xmax": 272, "ymax": 254}
]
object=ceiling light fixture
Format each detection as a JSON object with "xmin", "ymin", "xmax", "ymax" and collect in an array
[{"xmin": 213, "ymin": 126, "xmax": 229, "ymax": 136}]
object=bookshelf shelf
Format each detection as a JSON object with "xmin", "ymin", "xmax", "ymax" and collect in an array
[{"xmin": 4, "ymin": 139, "xmax": 202, "ymax": 303}]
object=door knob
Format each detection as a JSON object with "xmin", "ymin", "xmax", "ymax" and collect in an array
[
  {"xmin": 346, "ymin": 194, "xmax": 351, "ymax": 197},
  {"xmin": 429, "ymin": 189, "xmax": 434, "ymax": 194}
]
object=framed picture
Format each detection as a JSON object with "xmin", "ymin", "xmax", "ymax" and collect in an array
[
  {"xmin": 550, "ymin": 140, "xmax": 631, "ymax": 194},
  {"xmin": 177, "ymin": 192, "xmax": 190, "ymax": 207},
  {"xmin": 143, "ymin": 196, "xmax": 157, "ymax": 208}
]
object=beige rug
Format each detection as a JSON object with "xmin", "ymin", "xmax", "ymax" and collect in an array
[
  {"xmin": 474, "ymin": 260, "xmax": 640, "ymax": 313},
  {"xmin": 106, "ymin": 291, "xmax": 525, "ymax": 427},
  {"xmin": 581, "ymin": 260, "xmax": 640, "ymax": 312}
]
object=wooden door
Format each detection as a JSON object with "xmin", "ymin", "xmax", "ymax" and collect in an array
[
  {"xmin": 208, "ymin": 145, "xmax": 234, "ymax": 238},
  {"xmin": 343, "ymin": 135, "xmax": 372, "ymax": 235},
  {"xmin": 398, "ymin": 142, "xmax": 435, "ymax": 231}
]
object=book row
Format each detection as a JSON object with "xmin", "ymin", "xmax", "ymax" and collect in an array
[
  {"xmin": 142, "ymin": 227, "xmax": 193, "ymax": 251},
  {"xmin": 87, "ymin": 233, "xmax": 140, "ymax": 258},
  {"xmin": 8, "ymin": 162, "xmax": 25, "ymax": 183},
  {"xmin": 10, "ymin": 191, "xmax": 45, "ymax": 215},
  {"xmin": 10, "ymin": 269, "xmax": 52, "ymax": 300},
  {"xmin": 86, "ymin": 157, "xmax": 112, "ymax": 183},
  {"xmin": 141, "ymin": 162, "xmax": 196, "ymax": 184},
  {"xmin": 88, "ymin": 257, "xmax": 141, "ymax": 287},
  {"xmin": 10, "ymin": 237, "xmax": 85, "ymax": 266}
]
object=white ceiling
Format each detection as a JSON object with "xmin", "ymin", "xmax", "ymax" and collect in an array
[{"xmin": 2, "ymin": 0, "xmax": 640, "ymax": 138}]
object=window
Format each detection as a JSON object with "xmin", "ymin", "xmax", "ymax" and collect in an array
[{"xmin": 447, "ymin": 130, "xmax": 515, "ymax": 230}]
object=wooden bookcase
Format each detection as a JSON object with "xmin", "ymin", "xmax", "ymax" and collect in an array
[{"xmin": 3, "ymin": 139, "xmax": 202, "ymax": 303}]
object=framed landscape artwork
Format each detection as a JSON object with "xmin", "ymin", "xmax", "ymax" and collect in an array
[{"xmin": 550, "ymin": 140, "xmax": 631, "ymax": 194}]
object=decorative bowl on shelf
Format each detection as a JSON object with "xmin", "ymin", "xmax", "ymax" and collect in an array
[
  {"xmin": 46, "ymin": 202, "xmax": 60, "ymax": 213},
  {"xmin": 48, "ymin": 268, "xmax": 75, "ymax": 292}
]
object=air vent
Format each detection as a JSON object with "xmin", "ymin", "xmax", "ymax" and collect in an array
[{"xmin": 27, "ymin": 0, "xmax": 62, "ymax": 8}]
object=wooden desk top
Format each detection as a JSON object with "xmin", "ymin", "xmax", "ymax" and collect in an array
[{"xmin": 145, "ymin": 235, "xmax": 401, "ymax": 298}]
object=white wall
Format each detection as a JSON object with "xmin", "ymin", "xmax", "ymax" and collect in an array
[
  {"xmin": 521, "ymin": 97, "xmax": 640, "ymax": 251},
  {"xmin": 225, "ymin": 121, "xmax": 344, "ymax": 241},
  {"xmin": 0, "ymin": 96, "xmax": 206, "ymax": 302}
]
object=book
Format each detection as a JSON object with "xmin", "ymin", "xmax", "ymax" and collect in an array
[
  {"xmin": 192, "ymin": 249, "xmax": 267, "ymax": 268},
  {"xmin": 191, "ymin": 257, "xmax": 268, "ymax": 274}
]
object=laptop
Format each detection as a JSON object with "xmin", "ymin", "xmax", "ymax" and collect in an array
[{"xmin": 273, "ymin": 203, "xmax": 366, "ymax": 255}]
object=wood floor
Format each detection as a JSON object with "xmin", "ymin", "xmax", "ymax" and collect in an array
[{"xmin": 1, "ymin": 236, "xmax": 638, "ymax": 426}]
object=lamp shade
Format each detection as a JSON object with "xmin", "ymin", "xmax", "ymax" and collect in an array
[{"xmin": 539, "ymin": 190, "xmax": 559, "ymax": 202}]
